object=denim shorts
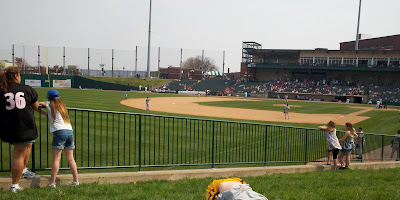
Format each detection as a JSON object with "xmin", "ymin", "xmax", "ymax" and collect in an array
[
  {"xmin": 52, "ymin": 130, "xmax": 75, "ymax": 149},
  {"xmin": 340, "ymin": 148, "xmax": 352, "ymax": 153},
  {"xmin": 14, "ymin": 140, "xmax": 35, "ymax": 145}
]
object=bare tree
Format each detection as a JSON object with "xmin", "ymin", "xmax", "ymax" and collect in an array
[
  {"xmin": 183, "ymin": 56, "xmax": 218, "ymax": 72},
  {"xmin": 14, "ymin": 57, "xmax": 29, "ymax": 67}
]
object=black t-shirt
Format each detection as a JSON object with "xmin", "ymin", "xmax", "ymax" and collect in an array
[{"xmin": 0, "ymin": 82, "xmax": 38, "ymax": 143}]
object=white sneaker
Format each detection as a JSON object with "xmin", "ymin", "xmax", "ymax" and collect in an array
[
  {"xmin": 47, "ymin": 183, "xmax": 56, "ymax": 188},
  {"xmin": 21, "ymin": 168, "xmax": 37, "ymax": 178},
  {"xmin": 67, "ymin": 181, "xmax": 79, "ymax": 186},
  {"xmin": 10, "ymin": 185, "xmax": 23, "ymax": 193}
]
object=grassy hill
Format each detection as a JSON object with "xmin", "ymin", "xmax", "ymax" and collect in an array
[{"xmin": 86, "ymin": 76, "xmax": 170, "ymax": 88}]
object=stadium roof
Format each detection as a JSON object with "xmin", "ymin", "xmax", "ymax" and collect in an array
[
  {"xmin": 245, "ymin": 48, "xmax": 400, "ymax": 54},
  {"xmin": 340, "ymin": 34, "xmax": 400, "ymax": 44}
]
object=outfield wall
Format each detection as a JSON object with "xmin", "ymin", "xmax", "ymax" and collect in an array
[{"xmin": 21, "ymin": 74, "xmax": 138, "ymax": 91}]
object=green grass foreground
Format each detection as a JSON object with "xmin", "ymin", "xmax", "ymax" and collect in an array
[{"xmin": 2, "ymin": 168, "xmax": 400, "ymax": 199}]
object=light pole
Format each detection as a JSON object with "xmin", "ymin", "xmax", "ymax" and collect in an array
[
  {"xmin": 22, "ymin": 44, "xmax": 25, "ymax": 74},
  {"xmin": 355, "ymin": 0, "xmax": 362, "ymax": 50},
  {"xmin": 146, "ymin": 0, "xmax": 152, "ymax": 79}
]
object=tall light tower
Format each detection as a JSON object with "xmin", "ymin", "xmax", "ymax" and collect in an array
[
  {"xmin": 146, "ymin": 0, "xmax": 152, "ymax": 79},
  {"xmin": 355, "ymin": 0, "xmax": 362, "ymax": 50}
]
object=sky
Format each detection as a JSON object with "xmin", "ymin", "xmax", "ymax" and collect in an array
[{"xmin": 1, "ymin": 0, "xmax": 399, "ymax": 73}]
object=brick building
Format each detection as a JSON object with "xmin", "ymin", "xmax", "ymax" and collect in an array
[{"xmin": 340, "ymin": 34, "xmax": 400, "ymax": 50}]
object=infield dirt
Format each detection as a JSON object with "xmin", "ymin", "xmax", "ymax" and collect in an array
[{"xmin": 120, "ymin": 97, "xmax": 384, "ymax": 126}]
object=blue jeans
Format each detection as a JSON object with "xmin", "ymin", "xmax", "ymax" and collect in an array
[{"xmin": 52, "ymin": 130, "xmax": 75, "ymax": 149}]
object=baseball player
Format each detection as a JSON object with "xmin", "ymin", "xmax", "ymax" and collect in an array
[
  {"xmin": 124, "ymin": 91, "xmax": 128, "ymax": 99},
  {"xmin": 146, "ymin": 97, "xmax": 151, "ymax": 111},
  {"xmin": 284, "ymin": 104, "xmax": 290, "ymax": 119}
]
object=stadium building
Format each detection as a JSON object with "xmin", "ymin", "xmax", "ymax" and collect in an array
[
  {"xmin": 239, "ymin": 34, "xmax": 400, "ymax": 103},
  {"xmin": 241, "ymin": 35, "xmax": 400, "ymax": 84}
]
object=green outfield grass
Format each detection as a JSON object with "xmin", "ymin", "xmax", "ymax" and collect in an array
[
  {"xmin": 86, "ymin": 77, "xmax": 170, "ymax": 88},
  {"xmin": 2, "ymin": 168, "xmax": 400, "ymax": 199}
]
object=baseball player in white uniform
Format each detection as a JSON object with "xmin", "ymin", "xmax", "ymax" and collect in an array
[
  {"xmin": 284, "ymin": 104, "xmax": 290, "ymax": 119},
  {"xmin": 146, "ymin": 97, "xmax": 151, "ymax": 111}
]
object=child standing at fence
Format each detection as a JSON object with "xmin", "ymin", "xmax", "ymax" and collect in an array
[
  {"xmin": 390, "ymin": 130, "xmax": 400, "ymax": 161},
  {"xmin": 338, "ymin": 123, "xmax": 358, "ymax": 170},
  {"xmin": 39, "ymin": 90, "xmax": 79, "ymax": 187},
  {"xmin": 318, "ymin": 121, "xmax": 341, "ymax": 170},
  {"xmin": 356, "ymin": 127, "xmax": 365, "ymax": 159}
]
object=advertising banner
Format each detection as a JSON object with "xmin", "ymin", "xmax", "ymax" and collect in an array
[
  {"xmin": 25, "ymin": 79, "xmax": 42, "ymax": 87},
  {"xmin": 53, "ymin": 79, "xmax": 71, "ymax": 88}
]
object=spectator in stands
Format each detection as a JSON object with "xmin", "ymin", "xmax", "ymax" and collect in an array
[
  {"xmin": 390, "ymin": 130, "xmax": 400, "ymax": 161},
  {"xmin": 318, "ymin": 121, "xmax": 341, "ymax": 170},
  {"xmin": 338, "ymin": 123, "xmax": 358, "ymax": 170}
]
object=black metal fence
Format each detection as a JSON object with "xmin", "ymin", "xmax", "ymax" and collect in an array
[{"xmin": 0, "ymin": 108, "xmax": 396, "ymax": 172}]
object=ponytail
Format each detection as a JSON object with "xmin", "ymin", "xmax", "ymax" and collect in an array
[
  {"xmin": 0, "ymin": 66, "xmax": 20, "ymax": 93},
  {"xmin": 0, "ymin": 71, "xmax": 8, "ymax": 92},
  {"xmin": 345, "ymin": 122, "xmax": 358, "ymax": 137}
]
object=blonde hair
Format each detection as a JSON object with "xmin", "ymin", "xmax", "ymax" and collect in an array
[
  {"xmin": 0, "ymin": 66, "xmax": 20, "ymax": 93},
  {"xmin": 345, "ymin": 122, "xmax": 358, "ymax": 137},
  {"xmin": 49, "ymin": 99, "xmax": 70, "ymax": 124},
  {"xmin": 326, "ymin": 121, "xmax": 336, "ymax": 132}
]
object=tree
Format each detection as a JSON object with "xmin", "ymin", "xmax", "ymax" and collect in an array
[
  {"xmin": 14, "ymin": 57, "xmax": 29, "ymax": 67},
  {"xmin": 182, "ymin": 56, "xmax": 218, "ymax": 72},
  {"xmin": 0, "ymin": 60, "xmax": 5, "ymax": 70}
]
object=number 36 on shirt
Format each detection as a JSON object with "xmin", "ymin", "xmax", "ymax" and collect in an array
[{"xmin": 4, "ymin": 92, "xmax": 26, "ymax": 110}]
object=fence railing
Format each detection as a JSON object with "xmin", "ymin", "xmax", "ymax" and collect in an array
[{"xmin": 0, "ymin": 108, "xmax": 396, "ymax": 172}]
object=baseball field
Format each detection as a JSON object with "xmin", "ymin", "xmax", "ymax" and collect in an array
[
  {"xmin": 2, "ymin": 88, "xmax": 400, "ymax": 199},
  {"xmin": 32, "ymin": 87, "xmax": 399, "ymax": 135},
  {"xmin": 23, "ymin": 88, "xmax": 398, "ymax": 167}
]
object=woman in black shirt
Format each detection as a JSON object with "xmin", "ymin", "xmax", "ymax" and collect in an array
[{"xmin": 0, "ymin": 66, "xmax": 40, "ymax": 192}]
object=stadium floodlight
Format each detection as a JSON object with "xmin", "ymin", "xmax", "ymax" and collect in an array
[
  {"xmin": 355, "ymin": 0, "xmax": 362, "ymax": 50},
  {"xmin": 146, "ymin": 0, "xmax": 152, "ymax": 79}
]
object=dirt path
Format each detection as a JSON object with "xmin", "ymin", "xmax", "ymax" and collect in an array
[{"xmin": 121, "ymin": 97, "xmax": 379, "ymax": 125}]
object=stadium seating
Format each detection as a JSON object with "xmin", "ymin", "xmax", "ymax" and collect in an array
[
  {"xmin": 191, "ymin": 79, "xmax": 235, "ymax": 92},
  {"xmin": 165, "ymin": 80, "xmax": 197, "ymax": 91}
]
